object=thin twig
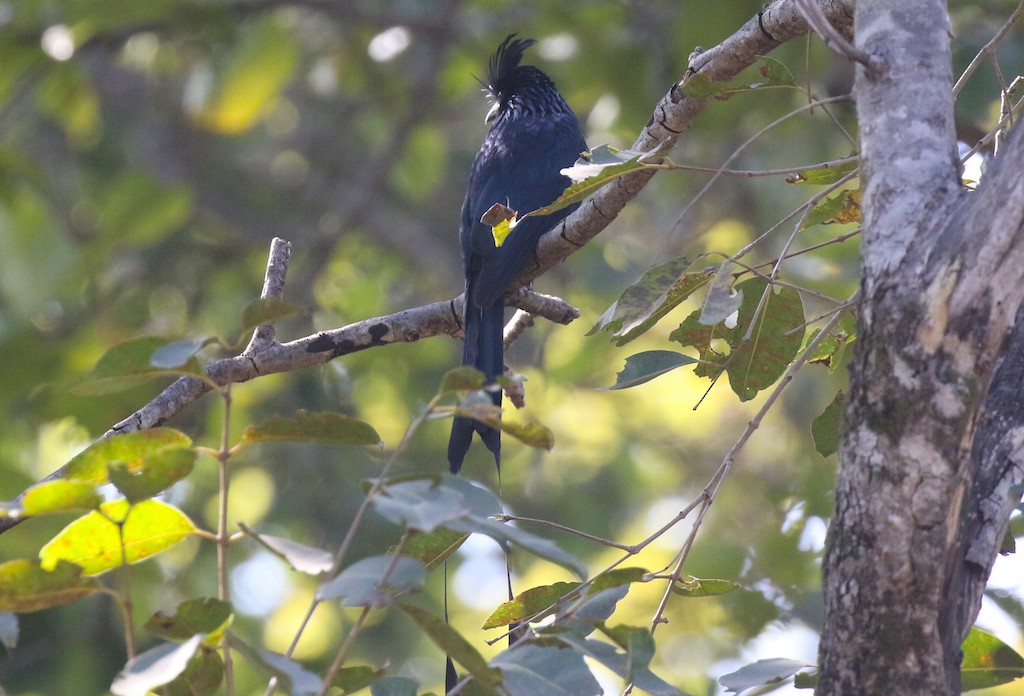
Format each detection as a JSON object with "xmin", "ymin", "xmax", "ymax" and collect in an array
[
  {"xmin": 648, "ymin": 291, "xmax": 857, "ymax": 631},
  {"xmin": 953, "ymin": 0, "xmax": 1024, "ymax": 98},
  {"xmin": 795, "ymin": 0, "xmax": 883, "ymax": 74}
]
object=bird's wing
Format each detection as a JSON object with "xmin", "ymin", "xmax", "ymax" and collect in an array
[{"xmin": 463, "ymin": 112, "xmax": 586, "ymax": 308}]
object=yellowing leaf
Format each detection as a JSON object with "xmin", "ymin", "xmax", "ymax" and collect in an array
[
  {"xmin": 40, "ymin": 499, "xmax": 196, "ymax": 576},
  {"xmin": 0, "ymin": 559, "xmax": 100, "ymax": 613},
  {"xmin": 193, "ymin": 18, "xmax": 299, "ymax": 134}
]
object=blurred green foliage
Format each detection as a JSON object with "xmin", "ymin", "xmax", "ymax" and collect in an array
[{"xmin": 0, "ymin": 0, "xmax": 1021, "ymax": 694}]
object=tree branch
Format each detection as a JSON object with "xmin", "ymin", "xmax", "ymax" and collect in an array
[{"xmin": 0, "ymin": 0, "xmax": 855, "ymax": 536}]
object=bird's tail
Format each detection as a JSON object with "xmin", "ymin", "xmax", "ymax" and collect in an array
[{"xmin": 447, "ymin": 301, "xmax": 503, "ymax": 473}]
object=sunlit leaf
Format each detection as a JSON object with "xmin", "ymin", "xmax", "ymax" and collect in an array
[
  {"xmin": 484, "ymin": 203, "xmax": 518, "ymax": 247},
  {"xmin": 545, "ymin": 145, "xmax": 661, "ymax": 215},
  {"xmin": 21, "ymin": 480, "xmax": 102, "ymax": 516},
  {"xmin": 64, "ymin": 428, "xmax": 192, "ymax": 485},
  {"xmin": 440, "ymin": 366, "xmax": 487, "ymax": 395},
  {"xmin": 484, "ymin": 582, "xmax": 578, "ymax": 629},
  {"xmin": 401, "ymin": 528, "xmax": 469, "ymax": 571},
  {"xmin": 672, "ymin": 576, "xmax": 743, "ymax": 597},
  {"xmin": 681, "ymin": 56, "xmax": 796, "ymax": 98},
  {"xmin": 601, "ymin": 350, "xmax": 699, "ymax": 390},
  {"xmin": 145, "ymin": 598, "xmax": 233, "ymax": 645},
  {"xmin": 230, "ymin": 637, "xmax": 322, "ymax": 696},
  {"xmin": 719, "ymin": 658, "xmax": 810, "ymax": 694},
  {"xmin": 110, "ymin": 634, "xmax": 202, "ymax": 696},
  {"xmin": 802, "ymin": 188, "xmax": 862, "ymax": 228},
  {"xmin": 589, "ymin": 256, "xmax": 714, "ymax": 346},
  {"xmin": 40, "ymin": 499, "xmax": 196, "ymax": 576},
  {"xmin": 0, "ymin": 559, "xmax": 100, "ymax": 613},
  {"xmin": 811, "ymin": 391, "xmax": 845, "ymax": 457},
  {"xmin": 452, "ymin": 402, "xmax": 555, "ymax": 451},
  {"xmin": 239, "ymin": 411, "xmax": 381, "ymax": 447},
  {"xmin": 961, "ymin": 626, "xmax": 1024, "ymax": 690},
  {"xmin": 806, "ymin": 315, "xmax": 856, "ymax": 371},
  {"xmin": 399, "ymin": 602, "xmax": 502, "ymax": 690},
  {"xmin": 108, "ymin": 447, "xmax": 196, "ymax": 503},
  {"xmin": 239, "ymin": 524, "xmax": 333, "ymax": 575},
  {"xmin": 193, "ymin": 17, "xmax": 299, "ymax": 134},
  {"xmin": 786, "ymin": 158, "xmax": 858, "ymax": 185},
  {"xmin": 316, "ymin": 555, "xmax": 426, "ymax": 607},
  {"xmin": 492, "ymin": 642, "xmax": 601, "ymax": 696}
]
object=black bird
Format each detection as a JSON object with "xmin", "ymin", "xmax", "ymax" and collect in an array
[{"xmin": 447, "ymin": 35, "xmax": 588, "ymax": 473}]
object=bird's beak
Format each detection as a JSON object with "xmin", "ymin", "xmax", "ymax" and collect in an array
[{"xmin": 485, "ymin": 101, "xmax": 500, "ymax": 124}]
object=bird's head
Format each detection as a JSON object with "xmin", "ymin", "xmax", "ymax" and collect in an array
[{"xmin": 482, "ymin": 34, "xmax": 566, "ymax": 124}]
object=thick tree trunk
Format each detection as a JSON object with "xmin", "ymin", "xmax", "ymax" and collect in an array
[{"xmin": 818, "ymin": 1, "xmax": 1024, "ymax": 693}]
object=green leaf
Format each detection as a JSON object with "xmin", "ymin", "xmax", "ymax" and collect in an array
[
  {"xmin": 316, "ymin": 555, "xmax": 426, "ymax": 607},
  {"xmin": 556, "ymin": 633, "xmax": 685, "ymax": 696},
  {"xmin": 97, "ymin": 170, "xmax": 192, "ymax": 247},
  {"xmin": 439, "ymin": 366, "xmax": 486, "ymax": 395},
  {"xmin": 194, "ymin": 16, "xmax": 299, "ymax": 134},
  {"xmin": 698, "ymin": 262, "xmax": 741, "ymax": 326},
  {"xmin": 555, "ymin": 586, "xmax": 630, "ymax": 636},
  {"xmin": 64, "ymin": 428, "xmax": 193, "ymax": 485},
  {"xmin": 399, "ymin": 602, "xmax": 503, "ymax": 690},
  {"xmin": 725, "ymin": 279, "xmax": 805, "ymax": 401},
  {"xmin": 71, "ymin": 336, "xmax": 199, "ymax": 395},
  {"xmin": 144, "ymin": 598, "xmax": 233, "ymax": 645},
  {"xmin": 21, "ymin": 480, "xmax": 102, "ymax": 516},
  {"xmin": 239, "ymin": 524, "xmax": 333, "ymax": 575},
  {"xmin": 671, "ymin": 576, "xmax": 743, "ymax": 597},
  {"xmin": 482, "ymin": 203, "xmax": 518, "ymax": 247},
  {"xmin": 601, "ymin": 350, "xmax": 700, "ymax": 390},
  {"xmin": 589, "ymin": 256, "xmax": 714, "ymax": 346},
  {"xmin": 329, "ymin": 665, "xmax": 385, "ymax": 695},
  {"xmin": 811, "ymin": 391, "xmax": 845, "ymax": 457},
  {"xmin": 401, "ymin": 528, "xmax": 469, "ymax": 571},
  {"xmin": 544, "ymin": 145, "xmax": 661, "ymax": 216},
  {"xmin": 0, "ymin": 559, "xmax": 101, "ymax": 613},
  {"xmin": 961, "ymin": 626, "xmax": 1024, "ymax": 691},
  {"xmin": 108, "ymin": 447, "xmax": 196, "ymax": 503},
  {"xmin": 150, "ymin": 337, "xmax": 217, "ymax": 370},
  {"xmin": 239, "ymin": 411, "xmax": 381, "ymax": 447},
  {"xmin": 230, "ymin": 637, "xmax": 322, "ymax": 696},
  {"xmin": 601, "ymin": 625, "xmax": 655, "ymax": 687},
  {"xmin": 164, "ymin": 648, "xmax": 224, "ymax": 696},
  {"xmin": 372, "ymin": 478, "xmax": 469, "ymax": 533},
  {"xmin": 40, "ymin": 499, "xmax": 196, "ymax": 576},
  {"xmin": 452, "ymin": 402, "xmax": 555, "ymax": 451},
  {"xmin": 786, "ymin": 158, "xmax": 858, "ymax": 185},
  {"xmin": 719, "ymin": 658, "xmax": 810, "ymax": 694},
  {"xmin": 110, "ymin": 634, "xmax": 203, "ymax": 696},
  {"xmin": 806, "ymin": 315, "xmax": 856, "ymax": 371},
  {"xmin": 681, "ymin": 56, "xmax": 796, "ymax": 99},
  {"xmin": 370, "ymin": 676, "xmax": 418, "ymax": 696},
  {"xmin": 484, "ymin": 582, "xmax": 579, "ymax": 629},
  {"xmin": 802, "ymin": 188, "xmax": 862, "ymax": 229},
  {"xmin": 492, "ymin": 642, "xmax": 602, "ymax": 696},
  {"xmin": 239, "ymin": 297, "xmax": 301, "ymax": 338}
]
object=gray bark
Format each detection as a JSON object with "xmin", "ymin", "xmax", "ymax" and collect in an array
[{"xmin": 818, "ymin": 0, "xmax": 1024, "ymax": 693}]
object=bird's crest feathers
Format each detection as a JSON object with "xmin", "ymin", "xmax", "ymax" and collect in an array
[{"xmin": 485, "ymin": 34, "xmax": 537, "ymax": 102}]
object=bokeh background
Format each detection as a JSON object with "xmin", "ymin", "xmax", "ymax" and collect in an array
[{"xmin": 0, "ymin": 1, "xmax": 1021, "ymax": 694}]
